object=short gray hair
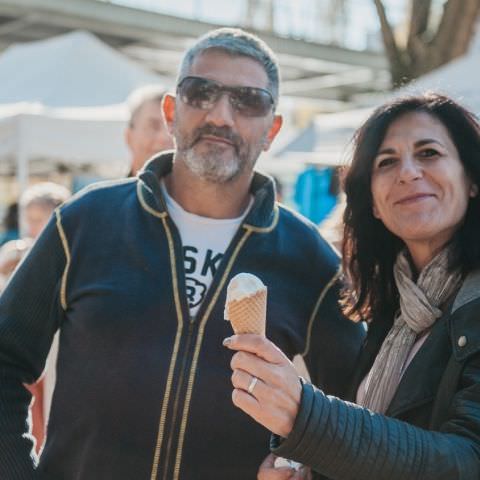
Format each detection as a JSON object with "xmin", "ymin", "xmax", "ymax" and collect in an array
[
  {"xmin": 178, "ymin": 28, "xmax": 280, "ymax": 107},
  {"xmin": 127, "ymin": 85, "xmax": 167, "ymax": 127},
  {"xmin": 19, "ymin": 182, "xmax": 70, "ymax": 212}
]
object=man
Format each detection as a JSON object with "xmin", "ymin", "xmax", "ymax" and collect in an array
[
  {"xmin": 0, "ymin": 28, "xmax": 364, "ymax": 479},
  {"xmin": 125, "ymin": 85, "xmax": 174, "ymax": 176}
]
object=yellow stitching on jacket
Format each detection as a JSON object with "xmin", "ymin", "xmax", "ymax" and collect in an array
[
  {"xmin": 172, "ymin": 229, "xmax": 252, "ymax": 480},
  {"xmin": 150, "ymin": 217, "xmax": 184, "ymax": 480},
  {"xmin": 243, "ymin": 205, "xmax": 279, "ymax": 233},
  {"xmin": 55, "ymin": 209, "xmax": 71, "ymax": 311},
  {"xmin": 301, "ymin": 267, "xmax": 342, "ymax": 357},
  {"xmin": 137, "ymin": 181, "xmax": 168, "ymax": 219}
]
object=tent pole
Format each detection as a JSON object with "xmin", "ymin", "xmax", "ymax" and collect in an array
[{"xmin": 16, "ymin": 117, "xmax": 29, "ymax": 196}]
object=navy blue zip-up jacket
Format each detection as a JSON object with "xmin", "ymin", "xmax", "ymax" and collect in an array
[{"xmin": 0, "ymin": 152, "xmax": 364, "ymax": 479}]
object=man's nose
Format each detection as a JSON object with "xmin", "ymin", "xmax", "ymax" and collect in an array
[
  {"xmin": 398, "ymin": 156, "xmax": 422, "ymax": 183},
  {"xmin": 204, "ymin": 93, "xmax": 235, "ymax": 127}
]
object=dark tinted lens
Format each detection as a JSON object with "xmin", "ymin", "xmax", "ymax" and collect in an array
[
  {"xmin": 178, "ymin": 77, "xmax": 219, "ymax": 109},
  {"xmin": 177, "ymin": 77, "xmax": 274, "ymax": 117},
  {"xmin": 231, "ymin": 87, "xmax": 273, "ymax": 117}
]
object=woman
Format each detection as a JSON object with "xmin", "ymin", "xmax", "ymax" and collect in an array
[{"xmin": 224, "ymin": 93, "xmax": 480, "ymax": 480}]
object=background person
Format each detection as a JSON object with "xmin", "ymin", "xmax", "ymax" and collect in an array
[
  {"xmin": 0, "ymin": 182, "xmax": 71, "ymax": 289},
  {"xmin": 124, "ymin": 84, "xmax": 175, "ymax": 176},
  {"xmin": 226, "ymin": 93, "xmax": 480, "ymax": 480},
  {"xmin": 0, "ymin": 238, "xmax": 32, "ymax": 291},
  {"xmin": 0, "ymin": 202, "xmax": 19, "ymax": 246}
]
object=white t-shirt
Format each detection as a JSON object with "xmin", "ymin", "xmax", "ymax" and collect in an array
[{"xmin": 161, "ymin": 181, "xmax": 252, "ymax": 318}]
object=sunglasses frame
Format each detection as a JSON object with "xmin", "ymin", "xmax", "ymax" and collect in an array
[{"xmin": 176, "ymin": 76, "xmax": 275, "ymax": 117}]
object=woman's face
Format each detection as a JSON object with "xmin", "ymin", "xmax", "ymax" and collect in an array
[{"xmin": 370, "ymin": 111, "xmax": 477, "ymax": 269}]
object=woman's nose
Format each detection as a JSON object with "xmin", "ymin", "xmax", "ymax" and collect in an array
[{"xmin": 397, "ymin": 156, "xmax": 422, "ymax": 183}]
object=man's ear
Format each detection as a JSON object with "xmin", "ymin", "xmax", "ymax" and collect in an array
[
  {"xmin": 162, "ymin": 93, "xmax": 176, "ymax": 135},
  {"xmin": 262, "ymin": 115, "xmax": 283, "ymax": 151}
]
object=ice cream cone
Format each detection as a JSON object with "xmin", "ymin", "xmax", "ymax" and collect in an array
[{"xmin": 226, "ymin": 288, "xmax": 267, "ymax": 336}]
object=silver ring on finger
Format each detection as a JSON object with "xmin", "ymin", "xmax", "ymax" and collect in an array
[{"xmin": 247, "ymin": 375, "xmax": 258, "ymax": 395}]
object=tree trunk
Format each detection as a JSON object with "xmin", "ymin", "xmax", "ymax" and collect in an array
[
  {"xmin": 373, "ymin": 0, "xmax": 409, "ymax": 84},
  {"xmin": 374, "ymin": 0, "xmax": 480, "ymax": 87}
]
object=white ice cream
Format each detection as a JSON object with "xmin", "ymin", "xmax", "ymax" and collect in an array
[
  {"xmin": 273, "ymin": 457, "xmax": 302, "ymax": 471},
  {"xmin": 224, "ymin": 273, "xmax": 266, "ymax": 319}
]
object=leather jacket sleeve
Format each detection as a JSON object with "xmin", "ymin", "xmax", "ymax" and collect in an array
[
  {"xmin": 0, "ymin": 215, "xmax": 66, "ymax": 479},
  {"xmin": 271, "ymin": 356, "xmax": 480, "ymax": 480}
]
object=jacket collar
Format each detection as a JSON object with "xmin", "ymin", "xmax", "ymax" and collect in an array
[
  {"xmin": 386, "ymin": 312, "xmax": 451, "ymax": 417},
  {"xmin": 449, "ymin": 269, "xmax": 480, "ymax": 362},
  {"xmin": 137, "ymin": 151, "xmax": 278, "ymax": 231}
]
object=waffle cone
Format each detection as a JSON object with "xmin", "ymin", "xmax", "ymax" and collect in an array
[{"xmin": 226, "ymin": 289, "xmax": 267, "ymax": 336}]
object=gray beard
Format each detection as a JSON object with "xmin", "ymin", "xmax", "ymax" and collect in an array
[{"xmin": 183, "ymin": 145, "xmax": 247, "ymax": 184}]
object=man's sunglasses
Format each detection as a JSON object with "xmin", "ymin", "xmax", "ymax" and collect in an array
[{"xmin": 176, "ymin": 76, "xmax": 275, "ymax": 117}]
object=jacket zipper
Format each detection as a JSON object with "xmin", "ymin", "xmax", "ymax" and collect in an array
[
  {"xmin": 171, "ymin": 227, "xmax": 253, "ymax": 479},
  {"xmin": 161, "ymin": 320, "xmax": 195, "ymax": 479}
]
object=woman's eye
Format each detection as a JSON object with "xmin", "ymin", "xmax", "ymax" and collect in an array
[
  {"xmin": 376, "ymin": 157, "xmax": 396, "ymax": 168},
  {"xmin": 418, "ymin": 148, "xmax": 439, "ymax": 158}
]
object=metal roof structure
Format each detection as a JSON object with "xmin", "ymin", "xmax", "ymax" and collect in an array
[{"xmin": 0, "ymin": 0, "xmax": 390, "ymax": 104}]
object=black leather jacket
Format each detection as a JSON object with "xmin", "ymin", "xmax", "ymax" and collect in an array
[{"xmin": 273, "ymin": 270, "xmax": 480, "ymax": 479}]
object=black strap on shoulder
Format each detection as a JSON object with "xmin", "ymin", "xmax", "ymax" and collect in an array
[{"xmin": 429, "ymin": 353, "xmax": 463, "ymax": 429}]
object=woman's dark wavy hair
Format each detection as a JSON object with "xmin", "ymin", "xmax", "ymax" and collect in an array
[{"xmin": 341, "ymin": 92, "xmax": 480, "ymax": 325}]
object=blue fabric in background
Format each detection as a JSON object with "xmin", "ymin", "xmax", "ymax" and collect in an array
[
  {"xmin": 0, "ymin": 229, "xmax": 19, "ymax": 247},
  {"xmin": 294, "ymin": 166, "xmax": 338, "ymax": 224}
]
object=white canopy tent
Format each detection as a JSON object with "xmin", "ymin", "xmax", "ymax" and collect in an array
[
  {"xmin": 0, "ymin": 30, "xmax": 171, "ymax": 192},
  {"xmin": 0, "ymin": 102, "xmax": 130, "ymax": 182},
  {"xmin": 0, "ymin": 30, "xmax": 165, "ymax": 107}
]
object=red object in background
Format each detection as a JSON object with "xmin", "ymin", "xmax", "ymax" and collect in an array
[{"xmin": 25, "ymin": 380, "xmax": 45, "ymax": 454}]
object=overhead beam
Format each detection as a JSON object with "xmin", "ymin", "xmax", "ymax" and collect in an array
[
  {"xmin": 281, "ymin": 68, "xmax": 390, "ymax": 95},
  {"xmin": 0, "ymin": 15, "xmax": 37, "ymax": 36},
  {"xmin": 0, "ymin": 0, "xmax": 387, "ymax": 70}
]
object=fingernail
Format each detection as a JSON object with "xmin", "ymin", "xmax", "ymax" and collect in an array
[{"xmin": 222, "ymin": 337, "xmax": 232, "ymax": 346}]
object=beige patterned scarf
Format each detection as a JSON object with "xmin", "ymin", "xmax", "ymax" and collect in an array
[{"xmin": 360, "ymin": 247, "xmax": 462, "ymax": 414}]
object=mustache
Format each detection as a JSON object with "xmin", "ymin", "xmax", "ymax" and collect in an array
[{"xmin": 192, "ymin": 125, "xmax": 242, "ymax": 152}]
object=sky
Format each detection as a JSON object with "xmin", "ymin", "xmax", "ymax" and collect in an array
[{"xmin": 105, "ymin": 0, "xmax": 405, "ymax": 50}]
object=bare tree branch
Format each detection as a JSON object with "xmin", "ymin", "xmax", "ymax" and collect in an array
[
  {"xmin": 432, "ymin": 0, "xmax": 480, "ymax": 62},
  {"xmin": 374, "ymin": 0, "xmax": 480, "ymax": 86},
  {"xmin": 372, "ymin": 0, "xmax": 408, "ymax": 84},
  {"xmin": 408, "ymin": 0, "xmax": 432, "ymax": 37}
]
